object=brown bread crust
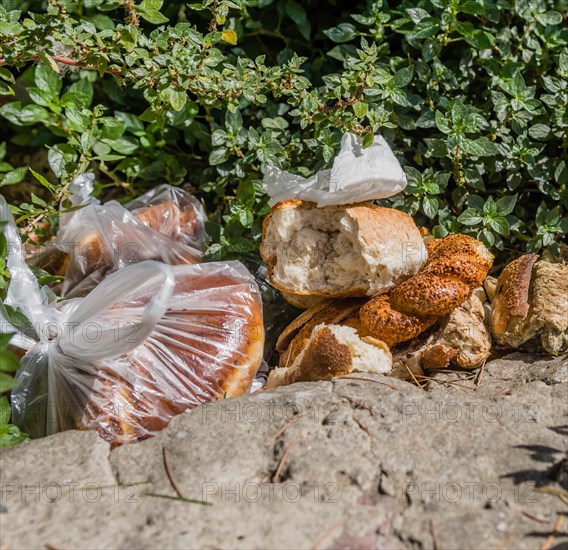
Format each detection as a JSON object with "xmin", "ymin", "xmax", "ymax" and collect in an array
[
  {"xmin": 278, "ymin": 298, "xmax": 364, "ymax": 368},
  {"xmin": 78, "ymin": 269, "xmax": 264, "ymax": 447},
  {"xmin": 277, "ymin": 327, "xmax": 354, "ymax": 385},
  {"xmin": 490, "ymin": 253, "xmax": 539, "ymax": 337}
]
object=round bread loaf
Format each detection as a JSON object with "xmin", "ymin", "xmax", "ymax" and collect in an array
[{"xmin": 78, "ymin": 262, "xmax": 265, "ymax": 447}]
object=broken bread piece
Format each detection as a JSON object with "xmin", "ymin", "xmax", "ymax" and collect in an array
[
  {"xmin": 260, "ymin": 200, "xmax": 426, "ymax": 299},
  {"xmin": 267, "ymin": 324, "xmax": 392, "ymax": 387},
  {"xmin": 391, "ymin": 292, "xmax": 491, "ymax": 380},
  {"xmin": 490, "ymin": 255, "xmax": 568, "ymax": 354}
]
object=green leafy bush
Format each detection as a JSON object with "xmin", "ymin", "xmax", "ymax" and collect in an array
[{"xmin": 0, "ymin": 0, "xmax": 566, "ymax": 270}]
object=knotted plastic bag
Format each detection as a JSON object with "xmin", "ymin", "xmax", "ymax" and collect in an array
[
  {"xmin": 263, "ymin": 133, "xmax": 407, "ymax": 206},
  {"xmin": 0, "ymin": 197, "xmax": 264, "ymax": 446},
  {"xmin": 56, "ymin": 175, "xmax": 207, "ymax": 297}
]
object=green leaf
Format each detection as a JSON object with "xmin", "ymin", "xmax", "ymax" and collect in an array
[
  {"xmin": 536, "ymin": 11, "xmax": 562, "ymax": 26},
  {"xmin": 0, "ymin": 102, "xmax": 49, "ymax": 126},
  {"xmin": 479, "ymin": 228, "xmax": 495, "ymax": 248},
  {"xmin": 422, "ymin": 196, "xmax": 439, "ymax": 218},
  {"xmin": 225, "ymin": 109, "xmax": 243, "ymax": 133},
  {"xmin": 458, "ymin": 209, "xmax": 483, "ymax": 226},
  {"xmin": 34, "ymin": 64, "xmax": 62, "ymax": 99},
  {"xmin": 0, "ymin": 332, "xmax": 15, "ymax": 348},
  {"xmin": 0, "ymin": 68, "xmax": 15, "ymax": 84},
  {"xmin": 139, "ymin": 108, "xmax": 157, "ymax": 122},
  {"xmin": 81, "ymin": 131, "xmax": 96, "ymax": 153},
  {"xmin": 0, "ymin": 82, "xmax": 14, "ymax": 96},
  {"xmin": 462, "ymin": 137, "xmax": 499, "ymax": 157},
  {"xmin": 61, "ymin": 80, "xmax": 94, "ymax": 108},
  {"xmin": 487, "ymin": 216, "xmax": 509, "ymax": 235},
  {"xmin": 353, "ymin": 102, "xmax": 368, "ymax": 117},
  {"xmin": 0, "ymin": 372, "xmax": 15, "ymax": 392},
  {"xmin": 140, "ymin": 0, "xmax": 163, "ymax": 9},
  {"xmin": 362, "ymin": 132, "xmax": 374, "ymax": 148},
  {"xmin": 170, "ymin": 90, "xmax": 187, "ymax": 112},
  {"xmin": 393, "ymin": 66, "xmax": 413, "ymax": 88},
  {"xmin": 0, "ymin": 396, "xmax": 10, "ymax": 425},
  {"xmin": 140, "ymin": 9, "xmax": 169, "ymax": 24},
  {"xmin": 528, "ymin": 124, "xmax": 550, "ymax": 140},
  {"xmin": 555, "ymin": 161, "xmax": 567, "ymax": 186},
  {"xmin": 496, "ymin": 195, "xmax": 517, "ymax": 215},
  {"xmin": 210, "ymin": 148, "xmax": 230, "ymax": 165},
  {"xmin": 435, "ymin": 111, "xmax": 451, "ymax": 134},
  {"xmin": 0, "ymin": 167, "xmax": 28, "ymax": 187},
  {"xmin": 483, "ymin": 198, "xmax": 498, "ymax": 216},
  {"xmin": 236, "ymin": 180, "xmax": 255, "ymax": 208},
  {"xmin": 48, "ymin": 144, "xmax": 77, "ymax": 179},
  {"xmin": 324, "ymin": 23, "xmax": 357, "ymax": 43},
  {"xmin": 0, "ymin": 353, "xmax": 19, "ymax": 377},
  {"xmin": 29, "ymin": 168, "xmax": 55, "ymax": 192},
  {"xmin": 286, "ymin": 1, "xmax": 310, "ymax": 39}
]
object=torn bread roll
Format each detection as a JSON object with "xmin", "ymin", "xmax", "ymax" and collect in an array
[
  {"xmin": 360, "ymin": 234, "xmax": 493, "ymax": 347},
  {"xmin": 267, "ymin": 324, "xmax": 392, "ymax": 388},
  {"xmin": 276, "ymin": 298, "xmax": 365, "ymax": 369},
  {"xmin": 260, "ymin": 200, "xmax": 426, "ymax": 299},
  {"xmin": 490, "ymin": 255, "xmax": 568, "ymax": 354}
]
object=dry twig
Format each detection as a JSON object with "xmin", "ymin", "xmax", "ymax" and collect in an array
[
  {"xmin": 311, "ymin": 519, "xmax": 345, "ymax": 550},
  {"xmin": 272, "ymin": 434, "xmax": 301, "ymax": 483},
  {"xmin": 162, "ymin": 446, "xmax": 185, "ymax": 499},
  {"xmin": 336, "ymin": 375, "xmax": 399, "ymax": 390},
  {"xmin": 403, "ymin": 363, "xmax": 426, "ymax": 391},
  {"xmin": 429, "ymin": 518, "xmax": 439, "ymax": 550},
  {"xmin": 265, "ymin": 412, "xmax": 305, "ymax": 446},
  {"xmin": 352, "ymin": 415, "xmax": 371, "ymax": 436},
  {"xmin": 540, "ymin": 514, "xmax": 565, "ymax": 550}
]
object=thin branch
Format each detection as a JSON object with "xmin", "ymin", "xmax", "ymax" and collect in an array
[
  {"xmin": 162, "ymin": 446, "xmax": 185, "ymax": 499},
  {"xmin": 272, "ymin": 433, "xmax": 301, "ymax": 483},
  {"xmin": 265, "ymin": 412, "xmax": 305, "ymax": 446},
  {"xmin": 540, "ymin": 514, "xmax": 565, "ymax": 550},
  {"xmin": 0, "ymin": 55, "xmax": 122, "ymax": 74}
]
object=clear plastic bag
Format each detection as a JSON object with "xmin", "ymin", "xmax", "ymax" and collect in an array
[
  {"xmin": 56, "ymin": 175, "xmax": 207, "ymax": 297},
  {"xmin": 240, "ymin": 253, "xmax": 301, "ymax": 365},
  {"xmin": 1, "ymin": 197, "xmax": 264, "ymax": 447}
]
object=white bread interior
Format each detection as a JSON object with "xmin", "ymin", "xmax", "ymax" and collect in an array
[{"xmin": 261, "ymin": 203, "xmax": 426, "ymax": 297}]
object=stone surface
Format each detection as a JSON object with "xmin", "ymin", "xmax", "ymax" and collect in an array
[{"xmin": 1, "ymin": 353, "xmax": 567, "ymax": 549}]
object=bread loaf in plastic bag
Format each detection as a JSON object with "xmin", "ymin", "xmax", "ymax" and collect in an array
[
  {"xmin": 56, "ymin": 174, "xmax": 206, "ymax": 297},
  {"xmin": 0, "ymin": 197, "xmax": 264, "ymax": 446}
]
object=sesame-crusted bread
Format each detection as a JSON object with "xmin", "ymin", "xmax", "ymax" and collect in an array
[{"xmin": 360, "ymin": 234, "xmax": 494, "ymax": 347}]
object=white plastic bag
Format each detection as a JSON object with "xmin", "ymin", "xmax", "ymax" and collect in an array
[
  {"xmin": 56, "ymin": 176, "xmax": 207, "ymax": 297},
  {"xmin": 263, "ymin": 133, "xmax": 407, "ymax": 206},
  {"xmin": 1, "ymin": 197, "xmax": 264, "ymax": 446}
]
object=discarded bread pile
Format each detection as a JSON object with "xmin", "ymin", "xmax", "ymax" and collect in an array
[
  {"xmin": 3, "ymin": 132, "xmax": 567, "ymax": 450},
  {"xmin": 260, "ymin": 200, "xmax": 567, "ymax": 387}
]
